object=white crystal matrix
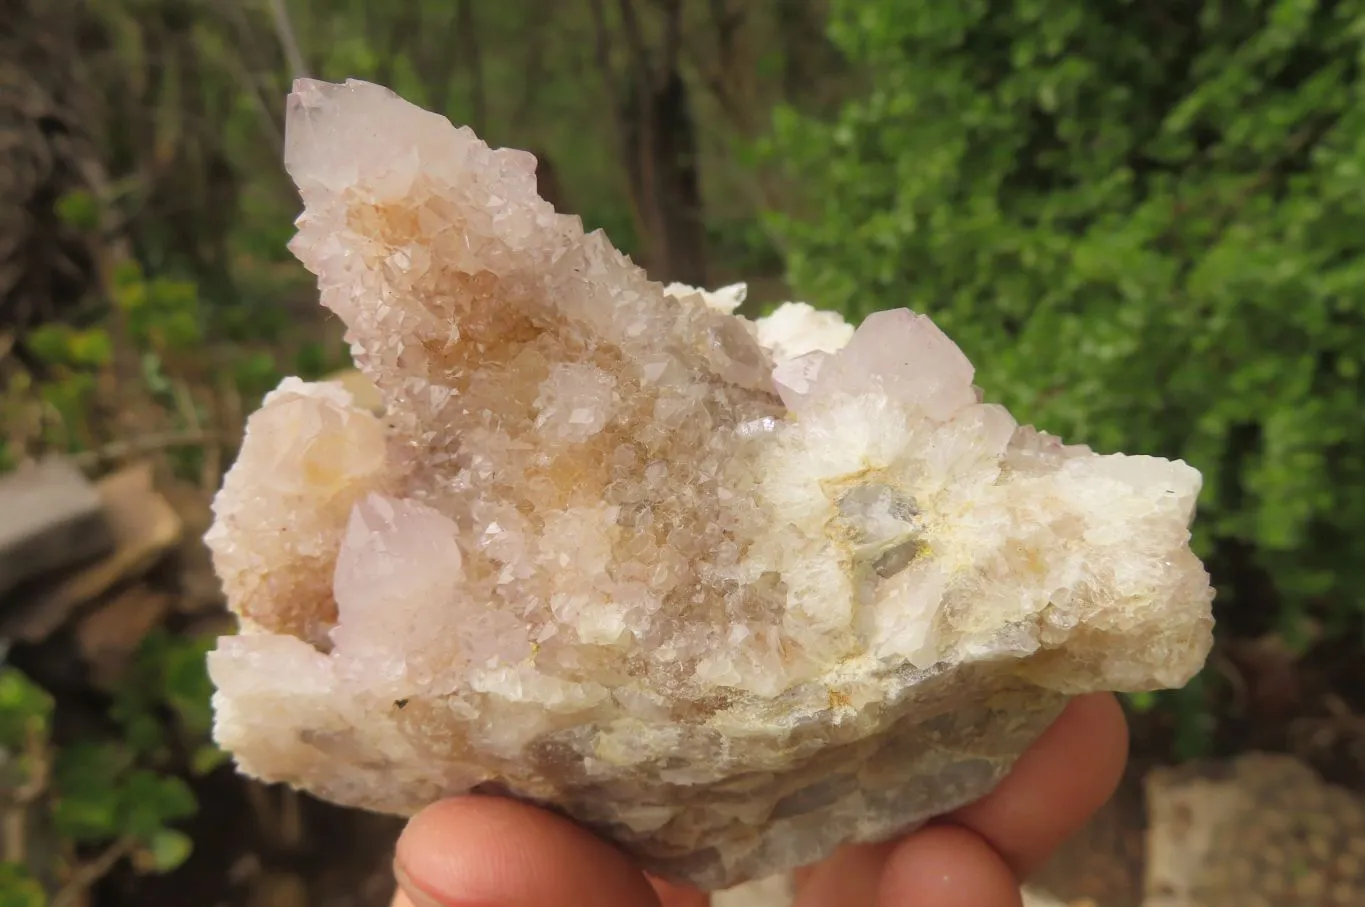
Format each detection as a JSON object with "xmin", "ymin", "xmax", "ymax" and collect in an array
[{"xmin": 205, "ymin": 79, "xmax": 1215, "ymax": 890}]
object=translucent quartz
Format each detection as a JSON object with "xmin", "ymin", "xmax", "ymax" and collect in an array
[{"xmin": 205, "ymin": 79, "xmax": 1215, "ymax": 890}]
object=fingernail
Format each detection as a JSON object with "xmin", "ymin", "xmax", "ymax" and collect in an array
[{"xmin": 393, "ymin": 860, "xmax": 448, "ymax": 907}]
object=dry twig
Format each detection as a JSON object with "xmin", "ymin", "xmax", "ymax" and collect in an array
[
  {"xmin": 50, "ymin": 838, "xmax": 136, "ymax": 907},
  {"xmin": 71, "ymin": 428, "xmax": 225, "ymax": 470},
  {"xmin": 1, "ymin": 723, "xmax": 51, "ymax": 867}
]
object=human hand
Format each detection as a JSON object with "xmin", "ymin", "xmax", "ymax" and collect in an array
[{"xmin": 390, "ymin": 692, "xmax": 1127, "ymax": 907}]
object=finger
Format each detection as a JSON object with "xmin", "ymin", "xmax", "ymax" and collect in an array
[
  {"xmin": 878, "ymin": 824, "xmax": 1022, "ymax": 907},
  {"xmin": 394, "ymin": 796, "xmax": 662, "ymax": 907},
  {"xmin": 647, "ymin": 874, "xmax": 711, "ymax": 907},
  {"xmin": 947, "ymin": 692, "xmax": 1128, "ymax": 877},
  {"xmin": 792, "ymin": 841, "xmax": 895, "ymax": 907}
]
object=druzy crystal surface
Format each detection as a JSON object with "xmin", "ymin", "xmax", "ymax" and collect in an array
[{"xmin": 205, "ymin": 79, "xmax": 1215, "ymax": 890}]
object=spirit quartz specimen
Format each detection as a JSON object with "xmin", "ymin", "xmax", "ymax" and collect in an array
[{"xmin": 205, "ymin": 79, "xmax": 1215, "ymax": 890}]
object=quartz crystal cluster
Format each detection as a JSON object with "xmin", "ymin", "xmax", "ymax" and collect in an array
[{"xmin": 205, "ymin": 78, "xmax": 1215, "ymax": 890}]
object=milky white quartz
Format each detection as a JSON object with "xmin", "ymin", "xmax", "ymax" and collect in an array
[{"xmin": 205, "ymin": 78, "xmax": 1215, "ymax": 890}]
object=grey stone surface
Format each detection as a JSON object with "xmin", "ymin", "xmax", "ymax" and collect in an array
[{"xmin": 0, "ymin": 458, "xmax": 112, "ymax": 601}]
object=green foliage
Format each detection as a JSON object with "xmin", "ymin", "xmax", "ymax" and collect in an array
[
  {"xmin": 0, "ymin": 864, "xmax": 45, "ymax": 907},
  {"xmin": 0, "ymin": 641, "xmax": 214, "ymax": 900},
  {"xmin": 230, "ymin": 351, "xmax": 283, "ymax": 402},
  {"xmin": 52, "ymin": 740, "xmax": 196, "ymax": 856},
  {"xmin": 52, "ymin": 742, "xmax": 136, "ymax": 842},
  {"xmin": 37, "ymin": 373, "xmax": 98, "ymax": 454},
  {"xmin": 0, "ymin": 669, "xmax": 54, "ymax": 752},
  {"xmin": 138, "ymin": 828, "xmax": 194, "ymax": 874},
  {"xmin": 293, "ymin": 340, "xmax": 335, "ymax": 381},
  {"xmin": 114, "ymin": 630, "xmax": 218, "ymax": 750},
  {"xmin": 113, "ymin": 261, "xmax": 205, "ymax": 355},
  {"xmin": 1169, "ymin": 677, "xmax": 1217, "ymax": 761},
  {"xmin": 54, "ymin": 189, "xmax": 102, "ymax": 232},
  {"xmin": 0, "ymin": 655, "xmax": 203, "ymax": 901},
  {"xmin": 26, "ymin": 326, "xmax": 114, "ymax": 371},
  {"xmin": 769, "ymin": 0, "xmax": 1365, "ymax": 656}
]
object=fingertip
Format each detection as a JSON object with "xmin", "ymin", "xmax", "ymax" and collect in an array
[
  {"xmin": 879, "ymin": 824, "xmax": 1022, "ymax": 907},
  {"xmin": 950, "ymin": 692, "xmax": 1129, "ymax": 876},
  {"xmin": 395, "ymin": 796, "xmax": 661, "ymax": 907},
  {"xmin": 647, "ymin": 874, "xmax": 711, "ymax": 907},
  {"xmin": 791, "ymin": 841, "xmax": 895, "ymax": 907}
]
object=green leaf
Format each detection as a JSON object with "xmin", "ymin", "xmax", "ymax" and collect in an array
[
  {"xmin": 24, "ymin": 326, "xmax": 76, "ymax": 367},
  {"xmin": 189, "ymin": 745, "xmax": 229, "ymax": 777},
  {"xmin": 1124, "ymin": 692, "xmax": 1157, "ymax": 714},
  {"xmin": 110, "ymin": 258, "xmax": 143, "ymax": 290},
  {"xmin": 0, "ymin": 862, "xmax": 46, "ymax": 907},
  {"xmin": 159, "ymin": 636, "xmax": 216, "ymax": 741},
  {"xmin": 142, "ymin": 828, "xmax": 193, "ymax": 873},
  {"xmin": 117, "ymin": 710, "xmax": 166, "ymax": 760},
  {"xmin": 294, "ymin": 340, "xmax": 330, "ymax": 380},
  {"xmin": 232, "ymin": 351, "xmax": 281, "ymax": 400},
  {"xmin": 52, "ymin": 742, "xmax": 130, "ymax": 842},
  {"xmin": 119, "ymin": 631, "xmax": 215, "ymax": 745},
  {"xmin": 67, "ymin": 328, "xmax": 113, "ymax": 369},
  {"xmin": 0, "ymin": 669, "xmax": 53, "ymax": 751},
  {"xmin": 118, "ymin": 771, "xmax": 197, "ymax": 839},
  {"xmin": 55, "ymin": 189, "xmax": 101, "ymax": 231},
  {"xmin": 52, "ymin": 782, "xmax": 122, "ymax": 843},
  {"xmin": 113, "ymin": 278, "xmax": 148, "ymax": 314}
]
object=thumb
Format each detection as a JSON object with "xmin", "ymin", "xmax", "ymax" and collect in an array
[{"xmin": 391, "ymin": 795, "xmax": 663, "ymax": 907}]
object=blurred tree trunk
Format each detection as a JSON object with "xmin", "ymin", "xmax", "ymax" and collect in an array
[
  {"xmin": 618, "ymin": 67, "xmax": 706, "ymax": 285},
  {"xmin": 532, "ymin": 150, "xmax": 569, "ymax": 213},
  {"xmin": 589, "ymin": 0, "xmax": 708, "ymax": 285}
]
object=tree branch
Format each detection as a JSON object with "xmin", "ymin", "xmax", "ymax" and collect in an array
[
  {"xmin": 660, "ymin": 0, "xmax": 684, "ymax": 84},
  {"xmin": 587, "ymin": 0, "xmax": 622, "ymax": 111},
  {"xmin": 708, "ymin": 0, "xmax": 744, "ymax": 66},
  {"xmin": 615, "ymin": 0, "xmax": 656, "ymax": 90},
  {"xmin": 51, "ymin": 838, "xmax": 135, "ymax": 907},
  {"xmin": 586, "ymin": 0, "xmax": 650, "ymax": 261},
  {"xmin": 617, "ymin": 0, "xmax": 667, "ymax": 271}
]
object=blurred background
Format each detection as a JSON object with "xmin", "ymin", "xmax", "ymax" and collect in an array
[{"xmin": 2, "ymin": 0, "xmax": 1363, "ymax": 905}]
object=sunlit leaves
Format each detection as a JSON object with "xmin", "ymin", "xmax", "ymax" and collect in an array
[
  {"xmin": 52, "ymin": 741, "xmax": 197, "ymax": 847},
  {"xmin": 54, "ymin": 190, "xmax": 102, "ymax": 231},
  {"xmin": 0, "ymin": 635, "xmax": 213, "ymax": 888},
  {"xmin": 24, "ymin": 327, "xmax": 113, "ymax": 371},
  {"xmin": 0, "ymin": 670, "xmax": 53, "ymax": 753},
  {"xmin": 136, "ymin": 828, "xmax": 194, "ymax": 874},
  {"xmin": 0, "ymin": 863, "xmax": 45, "ymax": 907},
  {"xmin": 770, "ymin": 0, "xmax": 1365, "ymax": 655}
]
